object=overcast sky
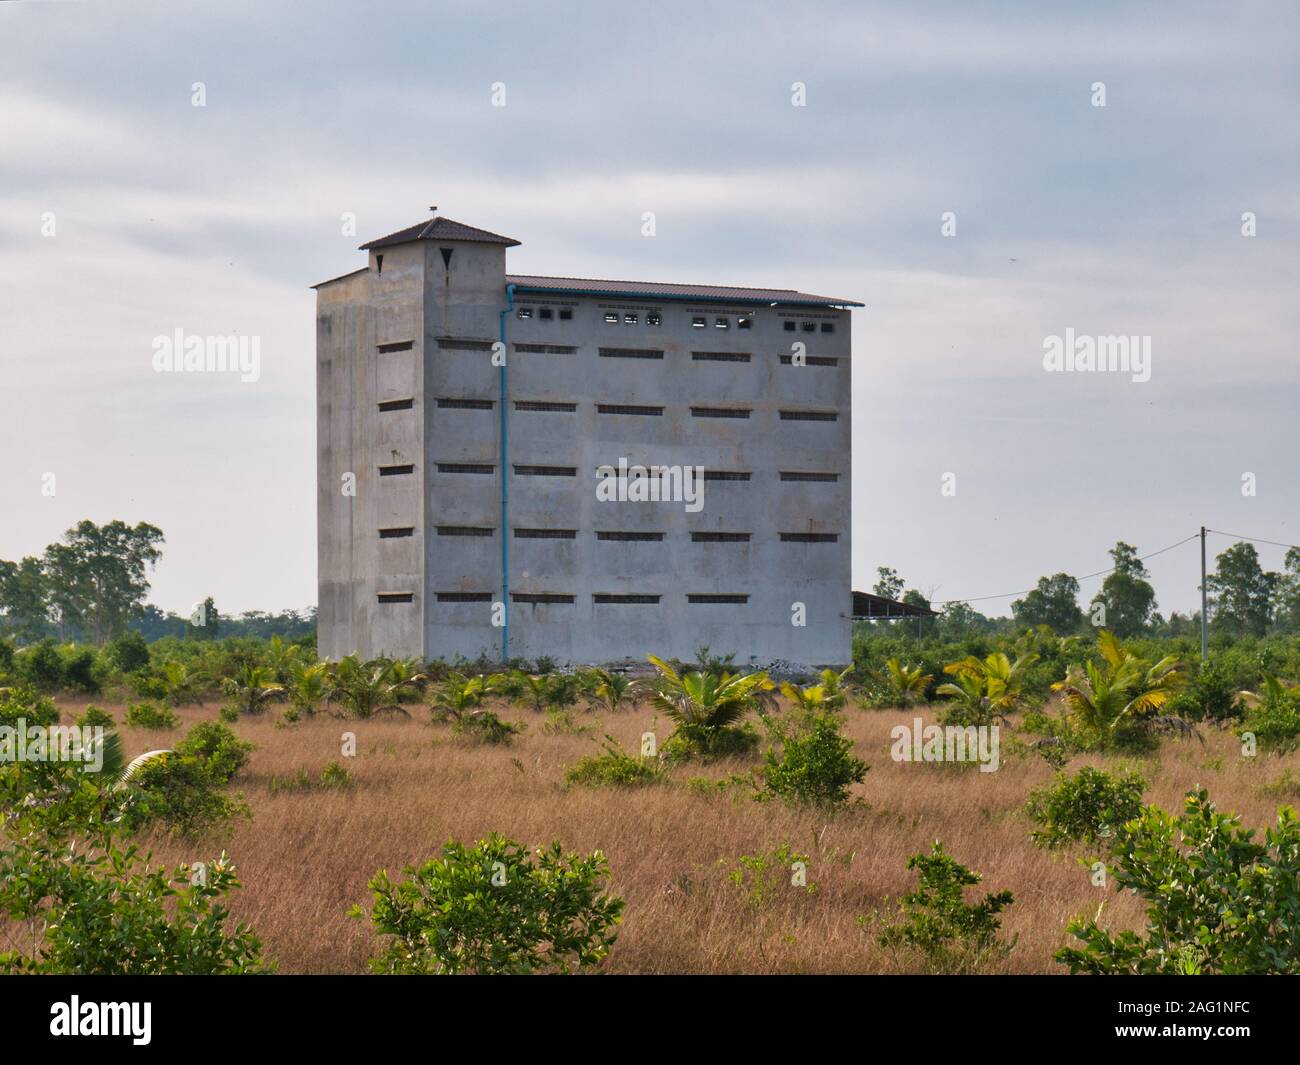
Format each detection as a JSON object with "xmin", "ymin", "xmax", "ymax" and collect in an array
[{"xmin": 1, "ymin": 0, "xmax": 1297, "ymax": 619}]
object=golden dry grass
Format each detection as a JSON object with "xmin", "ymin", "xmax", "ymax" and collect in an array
[{"xmin": 51, "ymin": 695, "xmax": 1300, "ymax": 974}]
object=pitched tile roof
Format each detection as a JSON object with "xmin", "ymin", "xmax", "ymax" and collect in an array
[
  {"xmin": 505, "ymin": 274, "xmax": 863, "ymax": 308},
  {"xmin": 359, "ymin": 216, "xmax": 521, "ymax": 250}
]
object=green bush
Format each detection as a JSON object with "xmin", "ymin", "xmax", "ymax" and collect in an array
[
  {"xmin": 725, "ymin": 843, "xmax": 816, "ymax": 908},
  {"xmin": 1166, "ymin": 659, "xmax": 1242, "ymax": 722},
  {"xmin": 760, "ymin": 711, "xmax": 867, "ymax": 806},
  {"xmin": 1057, "ymin": 789, "xmax": 1300, "ymax": 974},
  {"xmin": 77, "ymin": 704, "xmax": 116, "ymax": 729},
  {"xmin": 58, "ymin": 646, "xmax": 100, "ymax": 693},
  {"xmin": 122, "ymin": 754, "xmax": 250, "ymax": 838},
  {"xmin": 173, "ymin": 720, "xmax": 255, "ymax": 784},
  {"xmin": 0, "ymin": 846, "xmax": 267, "ymax": 974},
  {"xmin": 566, "ymin": 736, "xmax": 660, "ymax": 788},
  {"xmin": 352, "ymin": 833, "xmax": 624, "ymax": 974},
  {"xmin": 104, "ymin": 630, "xmax": 151, "ymax": 675},
  {"xmin": 1238, "ymin": 688, "xmax": 1300, "ymax": 754},
  {"xmin": 15, "ymin": 639, "xmax": 63, "ymax": 691},
  {"xmin": 878, "ymin": 842, "xmax": 1016, "ymax": 973},
  {"xmin": 125, "ymin": 700, "xmax": 180, "ymax": 730},
  {"xmin": 1025, "ymin": 766, "xmax": 1146, "ymax": 848},
  {"xmin": 661, "ymin": 724, "xmax": 760, "ymax": 763},
  {"xmin": 455, "ymin": 710, "xmax": 523, "ymax": 745}
]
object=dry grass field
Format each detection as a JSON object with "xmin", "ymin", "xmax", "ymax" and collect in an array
[{"xmin": 55, "ymin": 694, "xmax": 1300, "ymax": 974}]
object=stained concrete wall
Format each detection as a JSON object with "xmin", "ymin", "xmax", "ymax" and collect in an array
[{"xmin": 318, "ymin": 240, "xmax": 854, "ymax": 666}]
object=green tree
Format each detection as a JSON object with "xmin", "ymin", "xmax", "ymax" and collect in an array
[
  {"xmin": 1012, "ymin": 573, "xmax": 1083, "ymax": 633},
  {"xmin": 873, "ymin": 566, "xmax": 904, "ymax": 601},
  {"xmin": 1090, "ymin": 542, "xmax": 1157, "ymax": 637},
  {"xmin": 41, "ymin": 520, "xmax": 164, "ymax": 644},
  {"xmin": 1274, "ymin": 548, "xmax": 1300, "ymax": 632},
  {"xmin": 1206, "ymin": 541, "xmax": 1278, "ymax": 637},
  {"xmin": 635, "ymin": 655, "xmax": 777, "ymax": 758},
  {"xmin": 0, "ymin": 556, "xmax": 50, "ymax": 642}
]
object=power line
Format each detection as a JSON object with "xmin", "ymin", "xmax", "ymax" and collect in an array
[
  {"xmin": 1206, "ymin": 528, "xmax": 1300, "ymax": 552},
  {"xmin": 931, "ymin": 532, "xmax": 1202, "ymax": 606}
]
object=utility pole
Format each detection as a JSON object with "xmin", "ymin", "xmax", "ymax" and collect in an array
[{"xmin": 1200, "ymin": 526, "xmax": 1208, "ymax": 662}]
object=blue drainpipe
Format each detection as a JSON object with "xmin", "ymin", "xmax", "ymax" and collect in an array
[{"xmin": 498, "ymin": 283, "xmax": 516, "ymax": 661}]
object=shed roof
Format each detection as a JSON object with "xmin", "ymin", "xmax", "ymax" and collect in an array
[{"xmin": 507, "ymin": 274, "xmax": 862, "ymax": 308}]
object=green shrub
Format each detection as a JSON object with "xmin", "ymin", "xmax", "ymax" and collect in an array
[
  {"xmin": 58, "ymin": 646, "xmax": 100, "ymax": 693},
  {"xmin": 15, "ymin": 639, "xmax": 63, "ymax": 691},
  {"xmin": 104, "ymin": 630, "xmax": 151, "ymax": 675},
  {"xmin": 77, "ymin": 704, "xmax": 116, "ymax": 729},
  {"xmin": 661, "ymin": 724, "xmax": 760, "ymax": 763},
  {"xmin": 760, "ymin": 711, "xmax": 867, "ymax": 806},
  {"xmin": 125, "ymin": 700, "xmax": 180, "ymax": 730},
  {"xmin": 566, "ymin": 736, "xmax": 660, "ymax": 788},
  {"xmin": 351, "ymin": 833, "xmax": 624, "ymax": 974},
  {"xmin": 173, "ymin": 720, "xmax": 254, "ymax": 784},
  {"xmin": 1025, "ymin": 766, "xmax": 1146, "ymax": 848},
  {"xmin": 1238, "ymin": 687, "xmax": 1300, "ymax": 754},
  {"xmin": 0, "ymin": 837, "xmax": 268, "ymax": 974},
  {"xmin": 878, "ymin": 842, "xmax": 1016, "ymax": 973},
  {"xmin": 270, "ymin": 761, "xmax": 351, "ymax": 795},
  {"xmin": 122, "ymin": 754, "xmax": 250, "ymax": 838},
  {"xmin": 725, "ymin": 843, "xmax": 816, "ymax": 909},
  {"xmin": 455, "ymin": 710, "xmax": 523, "ymax": 745},
  {"xmin": 1166, "ymin": 659, "xmax": 1242, "ymax": 722},
  {"xmin": 127, "ymin": 669, "xmax": 170, "ymax": 701},
  {"xmin": 218, "ymin": 705, "xmax": 239, "ymax": 723},
  {"xmin": 1057, "ymin": 789, "xmax": 1300, "ymax": 974},
  {"xmin": 541, "ymin": 708, "xmax": 590, "ymax": 736}
]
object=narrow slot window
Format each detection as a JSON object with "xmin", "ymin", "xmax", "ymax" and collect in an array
[
  {"xmin": 687, "ymin": 594, "xmax": 749, "ymax": 604},
  {"xmin": 437, "ymin": 591, "xmax": 492, "ymax": 602},
  {"xmin": 594, "ymin": 594, "xmax": 661, "ymax": 604},
  {"xmin": 597, "ymin": 404, "xmax": 664, "ymax": 416},
  {"xmin": 436, "ymin": 398, "xmax": 494, "ymax": 409},
  {"xmin": 377, "ymin": 592, "xmax": 414, "ymax": 604},
  {"xmin": 379, "ymin": 527, "xmax": 415, "ymax": 539},
  {"xmin": 436, "ymin": 526, "xmax": 494, "ymax": 537},
  {"xmin": 779, "ymin": 410, "xmax": 839, "ymax": 421},
  {"xmin": 377, "ymin": 340, "xmax": 413, "ymax": 353},
  {"xmin": 780, "ymin": 532, "xmax": 840, "ymax": 543},
  {"xmin": 780, "ymin": 355, "xmax": 839, "ymax": 366},
  {"xmin": 702, "ymin": 470, "xmax": 751, "ymax": 481},
  {"xmin": 692, "ymin": 351, "xmax": 751, "ymax": 362},
  {"xmin": 780, "ymin": 471, "xmax": 839, "ymax": 482},
  {"xmin": 514, "ymin": 528, "xmax": 577, "ymax": 539},
  {"xmin": 598, "ymin": 347, "xmax": 664, "ymax": 359},
  {"xmin": 596, "ymin": 531, "xmax": 665, "ymax": 541},
  {"xmin": 378, "ymin": 398, "xmax": 415, "ymax": 411},
  {"xmin": 690, "ymin": 406, "xmax": 750, "ymax": 419},
  {"xmin": 515, "ymin": 400, "xmax": 577, "ymax": 412},
  {"xmin": 436, "ymin": 463, "xmax": 494, "ymax": 474},
  {"xmin": 690, "ymin": 532, "xmax": 751, "ymax": 542},
  {"xmin": 511, "ymin": 592, "xmax": 575, "ymax": 604},
  {"xmin": 378, "ymin": 464, "xmax": 414, "ymax": 476},
  {"xmin": 514, "ymin": 465, "xmax": 577, "ymax": 477}
]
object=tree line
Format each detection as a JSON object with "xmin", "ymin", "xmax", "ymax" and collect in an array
[
  {"xmin": 0, "ymin": 519, "xmax": 314, "ymax": 645},
  {"xmin": 870, "ymin": 539, "xmax": 1300, "ymax": 639}
]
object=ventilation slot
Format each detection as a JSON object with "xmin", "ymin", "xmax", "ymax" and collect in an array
[
  {"xmin": 780, "ymin": 532, "xmax": 840, "ymax": 543},
  {"xmin": 511, "ymin": 593, "xmax": 575, "ymax": 604},
  {"xmin": 514, "ymin": 343, "xmax": 577, "ymax": 354},
  {"xmin": 598, "ymin": 348, "xmax": 664, "ymax": 360},
  {"xmin": 378, "ymin": 527, "xmax": 415, "ymax": 539},
  {"xmin": 690, "ymin": 407, "xmax": 750, "ymax": 419},
  {"xmin": 692, "ymin": 351, "xmax": 751, "ymax": 362},
  {"xmin": 780, "ymin": 355, "xmax": 839, "ymax": 366},
  {"xmin": 780, "ymin": 471, "xmax": 839, "ymax": 482},
  {"xmin": 597, "ymin": 404, "xmax": 664, "ymax": 416},
  {"xmin": 436, "ymin": 338, "xmax": 495, "ymax": 351},
  {"xmin": 596, "ymin": 531, "xmax": 665, "ymax": 542},
  {"xmin": 691, "ymin": 532, "xmax": 751, "ymax": 542},
  {"xmin": 378, "ymin": 464, "xmax": 414, "ymax": 476},
  {"xmin": 779, "ymin": 410, "xmax": 839, "ymax": 421},
  {"xmin": 436, "ymin": 463, "xmax": 494, "ymax": 474},
  {"xmin": 514, "ymin": 465, "xmax": 577, "ymax": 477},
  {"xmin": 436, "ymin": 526, "xmax": 494, "ymax": 537},
  {"xmin": 514, "ymin": 528, "xmax": 577, "ymax": 539},
  {"xmin": 702, "ymin": 470, "xmax": 751, "ymax": 481},
  {"xmin": 378, "ymin": 398, "xmax": 415, "ymax": 412},
  {"xmin": 687, "ymin": 594, "xmax": 749, "ymax": 605},
  {"xmin": 437, "ymin": 591, "xmax": 493, "ymax": 602},
  {"xmin": 437, "ymin": 398, "xmax": 494, "ymax": 409},
  {"xmin": 377, "ymin": 341, "xmax": 413, "ymax": 353},
  {"xmin": 515, "ymin": 400, "xmax": 577, "ymax": 412},
  {"xmin": 594, "ymin": 594, "xmax": 661, "ymax": 604},
  {"xmin": 377, "ymin": 592, "xmax": 414, "ymax": 603}
]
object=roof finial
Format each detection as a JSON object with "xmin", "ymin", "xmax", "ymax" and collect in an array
[{"xmin": 429, "ymin": 204, "xmax": 438, "ymax": 214}]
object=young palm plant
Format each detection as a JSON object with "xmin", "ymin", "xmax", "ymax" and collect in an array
[
  {"xmin": 936, "ymin": 652, "xmax": 1038, "ymax": 726},
  {"xmin": 159, "ymin": 660, "xmax": 206, "ymax": 707},
  {"xmin": 285, "ymin": 660, "xmax": 330, "ymax": 717},
  {"xmin": 635, "ymin": 655, "xmax": 777, "ymax": 758},
  {"xmin": 881, "ymin": 659, "xmax": 934, "ymax": 708},
  {"xmin": 222, "ymin": 664, "xmax": 285, "ymax": 716},
  {"xmin": 326, "ymin": 656, "xmax": 423, "ymax": 719},
  {"xmin": 585, "ymin": 669, "xmax": 636, "ymax": 713},
  {"xmin": 1051, "ymin": 630, "xmax": 1186, "ymax": 747}
]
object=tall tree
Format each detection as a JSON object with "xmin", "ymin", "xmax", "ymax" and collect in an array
[
  {"xmin": 1090, "ymin": 542, "xmax": 1157, "ymax": 637},
  {"xmin": 0, "ymin": 556, "xmax": 50, "ymax": 642},
  {"xmin": 1273, "ymin": 548, "xmax": 1300, "ymax": 633},
  {"xmin": 1012, "ymin": 573, "xmax": 1084, "ymax": 634},
  {"xmin": 873, "ymin": 566, "xmax": 904, "ymax": 601},
  {"xmin": 1206, "ymin": 541, "xmax": 1277, "ymax": 637},
  {"xmin": 41, "ymin": 520, "xmax": 164, "ymax": 644}
]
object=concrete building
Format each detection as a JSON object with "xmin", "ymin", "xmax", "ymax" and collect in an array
[{"xmin": 314, "ymin": 214, "xmax": 862, "ymax": 666}]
